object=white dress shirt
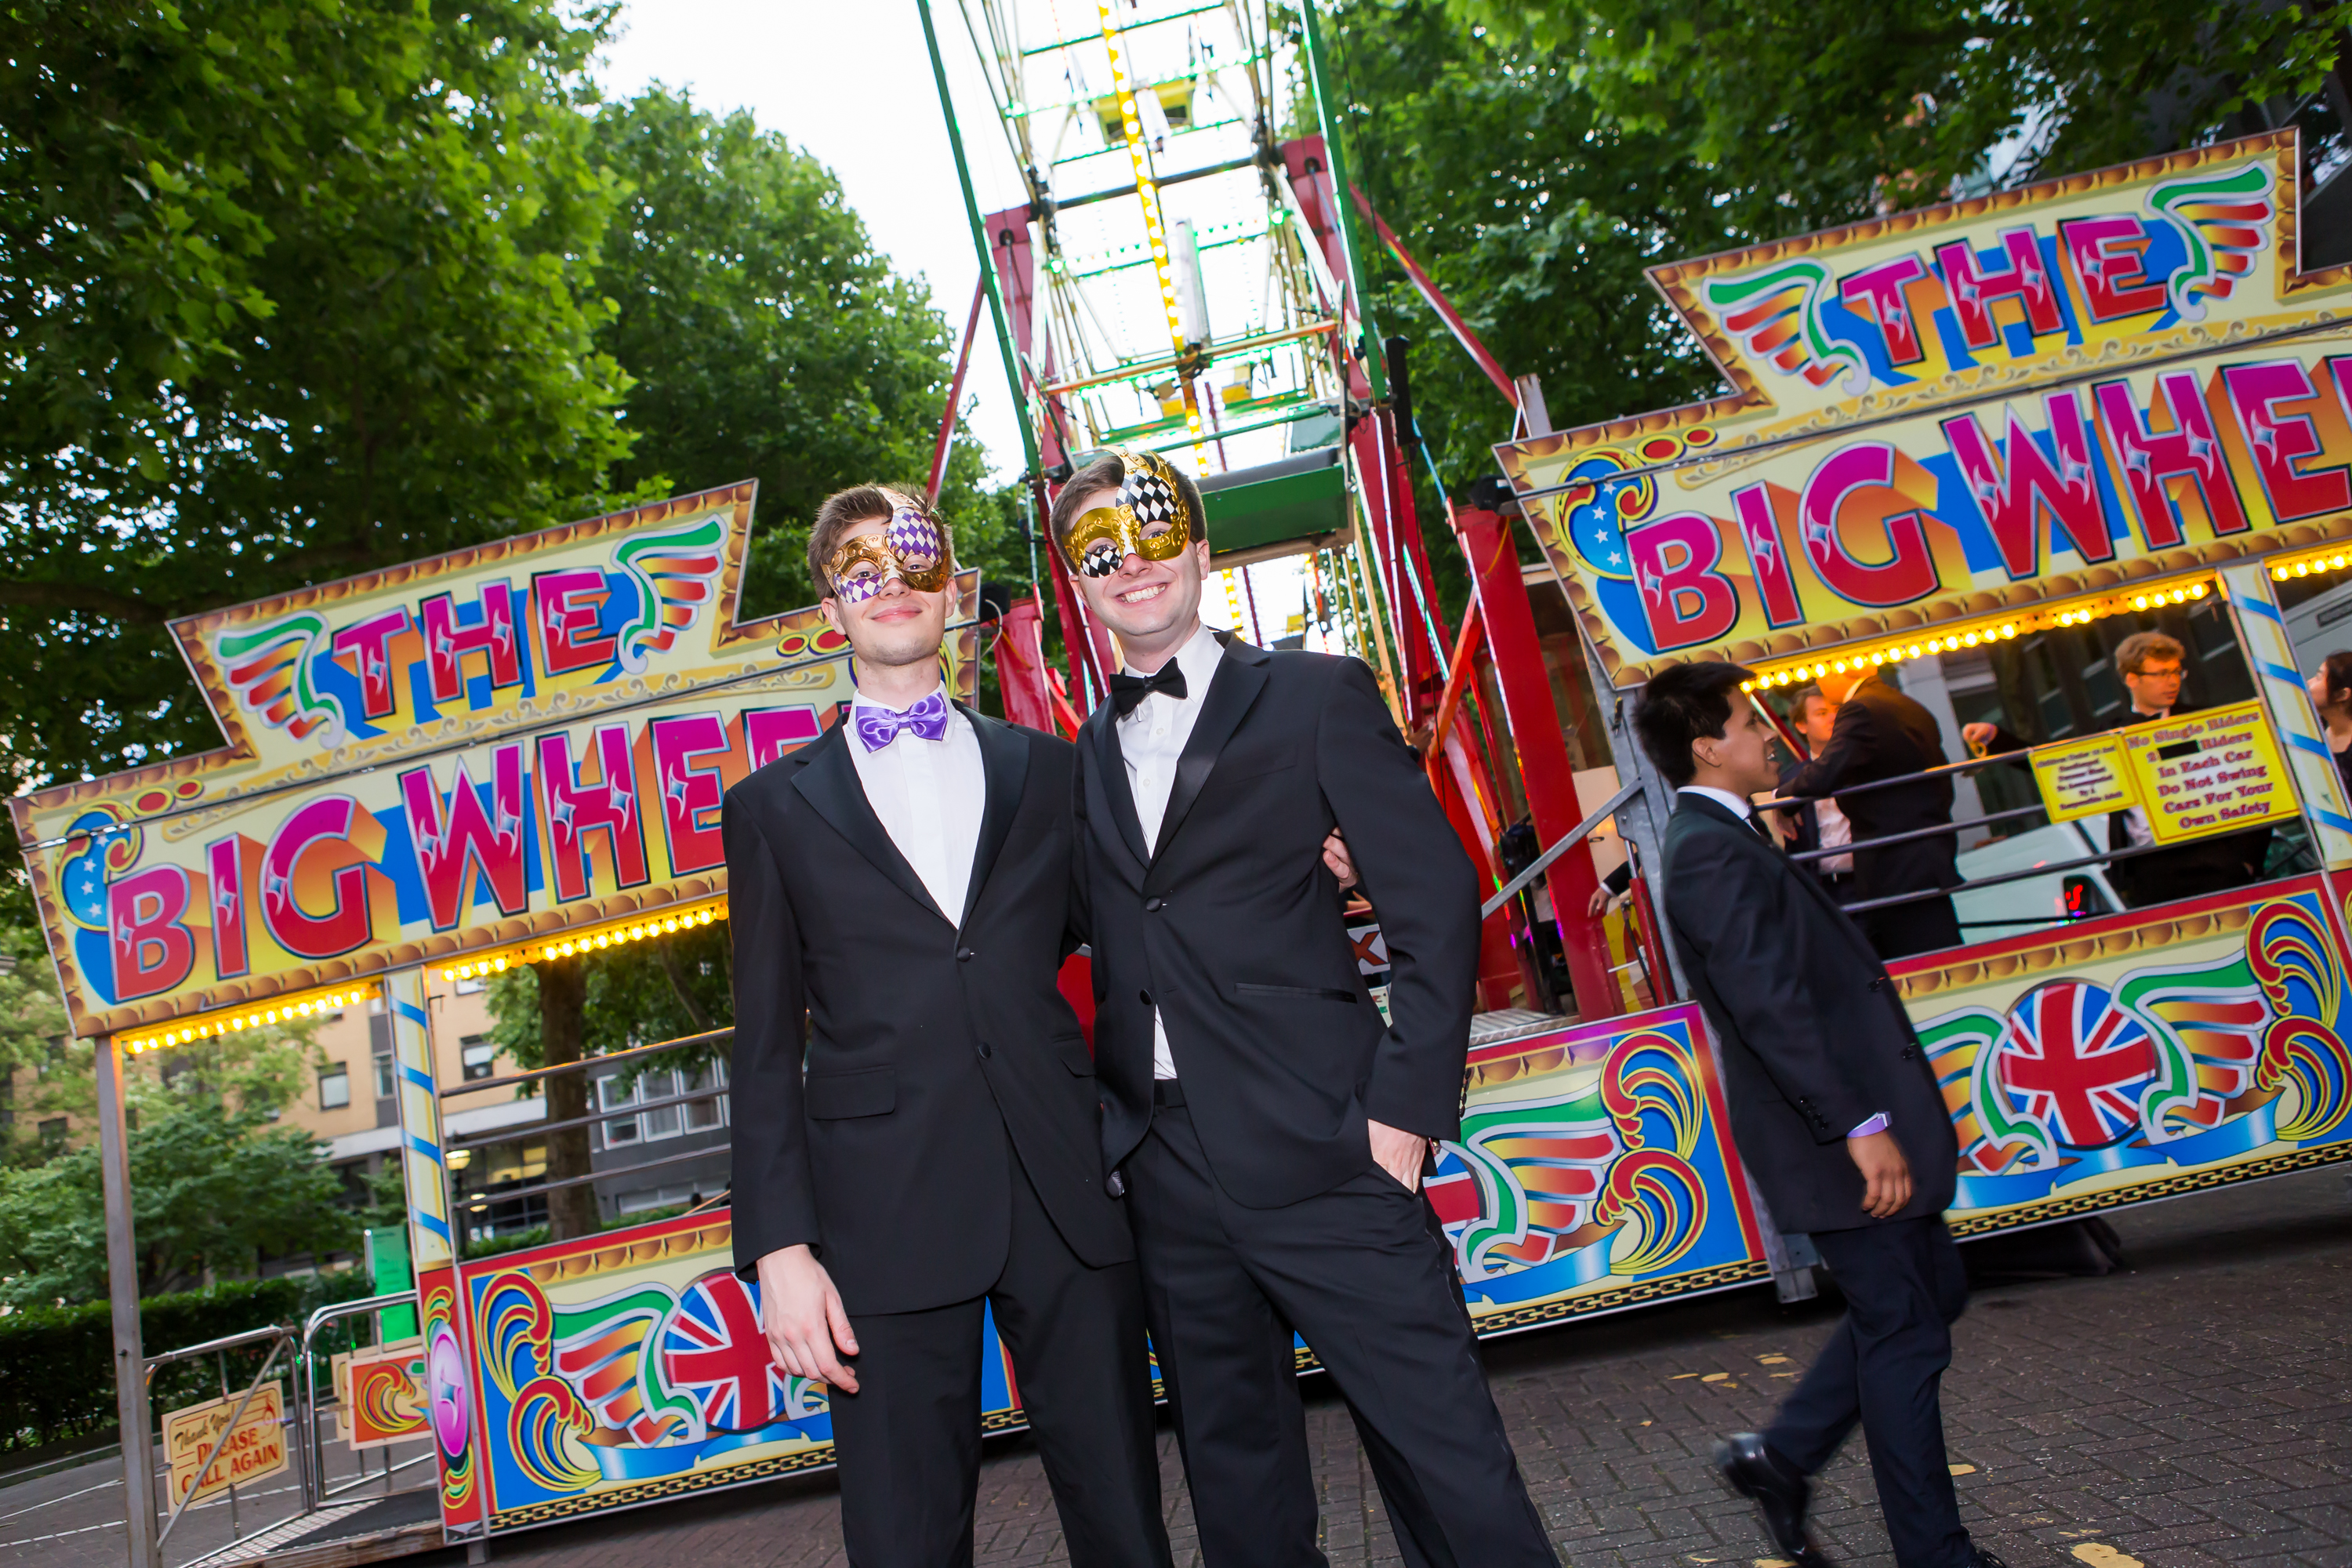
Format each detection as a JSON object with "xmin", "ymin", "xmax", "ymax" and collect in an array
[
  {"xmin": 1118, "ymin": 622, "xmax": 1229, "ymax": 1079},
  {"xmin": 846, "ymin": 686, "xmax": 985, "ymax": 924},
  {"xmin": 1814, "ymin": 797, "xmax": 1854, "ymax": 875},
  {"xmin": 1679, "ymin": 782, "xmax": 1884, "ymax": 1139}
]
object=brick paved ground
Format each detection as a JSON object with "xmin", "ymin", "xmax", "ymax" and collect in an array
[{"xmin": 7, "ymin": 1164, "xmax": 2346, "ymax": 1568}]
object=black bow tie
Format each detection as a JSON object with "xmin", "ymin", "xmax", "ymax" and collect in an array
[{"xmin": 1110, "ymin": 664, "xmax": 1187, "ymax": 717}]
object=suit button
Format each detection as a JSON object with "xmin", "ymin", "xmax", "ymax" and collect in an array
[
  {"xmin": 1139, "ymin": 989, "xmax": 1152, "ymax": 1006},
  {"xmin": 957, "ymin": 947, "xmax": 975, "ymax": 962},
  {"xmin": 1145, "ymin": 897, "xmax": 1165, "ymax": 913},
  {"xmin": 1106, "ymin": 1171, "xmax": 1127, "ymax": 1198},
  {"xmin": 975, "ymin": 1040, "xmax": 993, "ymax": 1060}
]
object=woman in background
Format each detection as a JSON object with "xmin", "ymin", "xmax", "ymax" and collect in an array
[{"xmin": 2310, "ymin": 650, "xmax": 2352, "ymax": 802}]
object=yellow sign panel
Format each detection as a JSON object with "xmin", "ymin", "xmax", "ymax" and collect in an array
[
  {"xmin": 165, "ymin": 1385, "xmax": 287, "ymax": 1508},
  {"xmin": 2122, "ymin": 701, "xmax": 2298, "ymax": 843},
  {"xmin": 2029, "ymin": 733, "xmax": 2135, "ymax": 822}
]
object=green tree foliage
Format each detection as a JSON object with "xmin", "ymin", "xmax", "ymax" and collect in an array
[
  {"xmin": 484, "ymin": 922, "xmax": 732, "ymax": 1076},
  {"xmin": 1445, "ymin": 0, "xmax": 2352, "ymax": 228},
  {"xmin": 0, "ymin": 1029, "xmax": 354, "ymax": 1303},
  {"xmin": 0, "ymin": 0, "xmax": 638, "ymax": 796},
  {"xmin": 587, "ymin": 88, "xmax": 1032, "ymax": 618}
]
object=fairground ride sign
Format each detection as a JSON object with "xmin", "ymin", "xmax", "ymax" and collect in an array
[
  {"xmin": 1497, "ymin": 131, "xmax": 2352, "ymax": 685},
  {"xmin": 12, "ymin": 483, "xmax": 978, "ymax": 1040}
]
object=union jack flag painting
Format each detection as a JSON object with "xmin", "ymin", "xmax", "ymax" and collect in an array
[
  {"xmin": 659, "ymin": 1269, "xmax": 797, "ymax": 1433},
  {"xmin": 1993, "ymin": 980, "xmax": 2157, "ymax": 1149}
]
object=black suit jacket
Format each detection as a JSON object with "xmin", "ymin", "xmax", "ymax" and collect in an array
[
  {"xmin": 1074, "ymin": 637, "xmax": 1481, "ymax": 1209},
  {"xmin": 1660, "ymin": 794, "xmax": 1958, "ymax": 1235},
  {"xmin": 723, "ymin": 708, "xmax": 1131, "ymax": 1316},
  {"xmin": 1780, "ymin": 675, "xmax": 1956, "ymax": 903},
  {"xmin": 1980, "ymin": 702, "xmax": 2270, "ymax": 908}
]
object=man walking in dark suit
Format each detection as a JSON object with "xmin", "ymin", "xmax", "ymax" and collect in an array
[
  {"xmin": 1635, "ymin": 660, "xmax": 2002, "ymax": 1568},
  {"xmin": 1057, "ymin": 448, "xmax": 1555, "ymax": 1568},
  {"xmin": 723, "ymin": 486, "xmax": 1171, "ymax": 1568},
  {"xmin": 1781, "ymin": 666, "xmax": 1962, "ymax": 960}
]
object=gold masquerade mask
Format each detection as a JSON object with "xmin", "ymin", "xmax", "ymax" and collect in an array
[
  {"xmin": 1055, "ymin": 448, "xmax": 1196, "ymax": 579},
  {"xmin": 825, "ymin": 502, "xmax": 954, "ymax": 602}
]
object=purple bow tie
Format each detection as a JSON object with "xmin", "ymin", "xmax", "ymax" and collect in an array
[{"xmin": 855, "ymin": 691, "xmax": 950, "ymax": 751}]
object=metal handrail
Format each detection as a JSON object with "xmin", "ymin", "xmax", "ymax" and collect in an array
[
  {"xmin": 1479, "ymin": 779, "xmax": 1642, "ymax": 920},
  {"xmin": 1838, "ymin": 835, "xmax": 2274, "ymax": 916},
  {"xmin": 156, "ymin": 1334, "xmax": 288, "ymax": 1544},
  {"xmin": 1783, "ymin": 801, "xmax": 2049, "ymax": 863},
  {"xmin": 441, "ymin": 1025, "xmax": 735, "ymax": 1099},
  {"xmin": 1755, "ymin": 745, "xmax": 2017, "ymax": 811},
  {"xmin": 448, "ymin": 1081, "xmax": 727, "ymax": 1149},
  {"xmin": 299, "ymin": 1290, "xmax": 419, "ymax": 1512},
  {"xmin": 143, "ymin": 1322, "xmax": 289, "ymax": 1374},
  {"xmin": 457, "ymin": 1143, "xmax": 725, "ymax": 1211}
]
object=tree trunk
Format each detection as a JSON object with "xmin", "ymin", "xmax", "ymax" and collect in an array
[{"xmin": 538, "ymin": 956, "xmax": 601, "ymax": 1241}]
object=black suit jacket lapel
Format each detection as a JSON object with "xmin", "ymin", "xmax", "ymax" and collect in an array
[
  {"xmin": 1087, "ymin": 701, "xmax": 1152, "ymax": 868},
  {"xmin": 1151, "ymin": 641, "xmax": 1271, "ymax": 866},
  {"xmin": 1683, "ymin": 794, "xmax": 1886, "ymax": 971},
  {"xmin": 960, "ymin": 706, "xmax": 1030, "ymax": 927},
  {"xmin": 789, "ymin": 723, "xmax": 952, "ymax": 926}
]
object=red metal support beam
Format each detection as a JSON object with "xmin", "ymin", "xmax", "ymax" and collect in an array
[
  {"xmin": 1346, "ymin": 185, "xmax": 1517, "ymax": 408},
  {"xmin": 1455, "ymin": 503, "xmax": 1621, "ymax": 1021},
  {"xmin": 927, "ymin": 278, "xmax": 989, "ymax": 508}
]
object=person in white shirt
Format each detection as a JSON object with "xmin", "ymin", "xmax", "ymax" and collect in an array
[{"xmin": 724, "ymin": 486, "xmax": 1174, "ymax": 1568}]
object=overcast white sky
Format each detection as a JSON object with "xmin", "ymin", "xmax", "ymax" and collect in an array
[{"xmin": 595, "ymin": 1, "xmax": 1031, "ymax": 479}]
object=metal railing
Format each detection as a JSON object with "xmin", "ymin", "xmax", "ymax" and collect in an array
[
  {"xmin": 296, "ymin": 1290, "xmax": 430, "ymax": 1514},
  {"xmin": 1748, "ymin": 746, "xmax": 2305, "ymax": 918},
  {"xmin": 437, "ymin": 1022, "xmax": 735, "ymax": 1226},
  {"xmin": 143, "ymin": 1323, "xmax": 297, "ymax": 1550}
]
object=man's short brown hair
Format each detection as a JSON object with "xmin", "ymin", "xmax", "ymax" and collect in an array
[
  {"xmin": 805, "ymin": 485, "xmax": 949, "ymax": 597},
  {"xmin": 2114, "ymin": 630, "xmax": 2186, "ymax": 677},
  {"xmin": 1046, "ymin": 451, "xmax": 1208, "ymax": 568}
]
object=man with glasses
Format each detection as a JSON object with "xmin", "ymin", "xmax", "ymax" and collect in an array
[{"xmin": 1962, "ymin": 630, "xmax": 2270, "ymax": 909}]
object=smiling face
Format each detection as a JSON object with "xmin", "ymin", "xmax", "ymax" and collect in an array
[
  {"xmin": 1691, "ymin": 697, "xmax": 1784, "ymax": 799},
  {"xmin": 1065, "ymin": 481, "xmax": 1210, "ymax": 653},
  {"xmin": 818, "ymin": 510, "xmax": 953, "ymax": 674}
]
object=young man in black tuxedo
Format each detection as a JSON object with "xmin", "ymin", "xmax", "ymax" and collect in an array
[
  {"xmin": 1058, "ymin": 448, "xmax": 1556, "ymax": 1568},
  {"xmin": 1635, "ymin": 662, "xmax": 2002, "ymax": 1568},
  {"xmin": 722, "ymin": 486, "xmax": 1171, "ymax": 1568}
]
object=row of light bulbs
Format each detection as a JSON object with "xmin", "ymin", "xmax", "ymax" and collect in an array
[
  {"xmin": 440, "ymin": 903, "xmax": 723, "ymax": 984},
  {"xmin": 118, "ymin": 904, "xmax": 728, "ymax": 1054},
  {"xmin": 1096, "ymin": 3, "xmax": 1207, "ymax": 467},
  {"xmin": 122, "ymin": 985, "xmax": 373, "ymax": 1054},
  {"xmin": 1744, "ymin": 623, "xmax": 2021, "ymax": 690},
  {"xmin": 1741, "ymin": 578, "xmax": 2220, "ymax": 691},
  {"xmin": 2272, "ymin": 550, "xmax": 2352, "ymax": 581}
]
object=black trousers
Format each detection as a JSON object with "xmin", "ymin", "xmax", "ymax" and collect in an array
[
  {"xmin": 1765, "ymin": 1216, "xmax": 1973, "ymax": 1568},
  {"xmin": 1128, "ymin": 1086, "xmax": 1555, "ymax": 1568},
  {"xmin": 827, "ymin": 1138, "xmax": 1171, "ymax": 1568}
]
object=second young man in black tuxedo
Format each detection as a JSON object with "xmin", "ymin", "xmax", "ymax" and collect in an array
[
  {"xmin": 1635, "ymin": 662, "xmax": 2001, "ymax": 1568},
  {"xmin": 1058, "ymin": 448, "xmax": 1555, "ymax": 1568},
  {"xmin": 723, "ymin": 487, "xmax": 1171, "ymax": 1568}
]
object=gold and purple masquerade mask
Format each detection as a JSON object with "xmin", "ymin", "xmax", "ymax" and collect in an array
[
  {"xmin": 1055, "ymin": 448, "xmax": 1196, "ymax": 579},
  {"xmin": 826, "ymin": 503, "xmax": 953, "ymax": 602}
]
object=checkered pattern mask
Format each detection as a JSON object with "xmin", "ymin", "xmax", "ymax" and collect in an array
[
  {"xmin": 1056, "ymin": 448, "xmax": 1196, "ymax": 579},
  {"xmin": 826, "ymin": 504, "xmax": 953, "ymax": 602}
]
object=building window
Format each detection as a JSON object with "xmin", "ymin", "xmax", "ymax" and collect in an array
[
  {"xmin": 318, "ymin": 1065, "xmax": 351, "ymax": 1110},
  {"xmin": 597, "ymin": 1065, "xmax": 728, "ymax": 1149},
  {"xmin": 38, "ymin": 1117, "xmax": 67, "ymax": 1154},
  {"xmin": 373, "ymin": 1054, "xmax": 395, "ymax": 1100},
  {"xmin": 455, "ymin": 977, "xmax": 486, "ymax": 996},
  {"xmin": 460, "ymin": 1037, "xmax": 495, "ymax": 1081}
]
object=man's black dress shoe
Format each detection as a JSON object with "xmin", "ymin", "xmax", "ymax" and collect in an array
[
  {"xmin": 1713, "ymin": 1432, "xmax": 1833, "ymax": 1566},
  {"xmin": 1968, "ymin": 1551, "xmax": 2009, "ymax": 1568}
]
